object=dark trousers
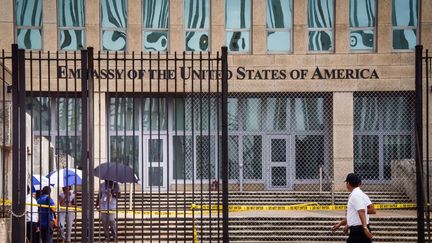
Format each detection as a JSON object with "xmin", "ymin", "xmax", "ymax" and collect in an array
[
  {"xmin": 347, "ymin": 225, "xmax": 372, "ymax": 243},
  {"xmin": 40, "ymin": 226, "xmax": 53, "ymax": 243},
  {"xmin": 26, "ymin": 222, "xmax": 40, "ymax": 243}
]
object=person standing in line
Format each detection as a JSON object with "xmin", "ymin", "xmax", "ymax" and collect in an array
[
  {"xmin": 26, "ymin": 186, "xmax": 40, "ymax": 243},
  {"xmin": 95, "ymin": 180, "xmax": 120, "ymax": 242},
  {"xmin": 37, "ymin": 186, "xmax": 55, "ymax": 243},
  {"xmin": 332, "ymin": 173, "xmax": 374, "ymax": 243},
  {"xmin": 58, "ymin": 186, "xmax": 76, "ymax": 243}
]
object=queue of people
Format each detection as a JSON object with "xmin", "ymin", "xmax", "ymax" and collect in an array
[
  {"xmin": 26, "ymin": 185, "xmax": 76, "ymax": 243},
  {"xmin": 25, "ymin": 180, "xmax": 120, "ymax": 243}
]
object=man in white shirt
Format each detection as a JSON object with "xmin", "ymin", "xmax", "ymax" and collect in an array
[
  {"xmin": 332, "ymin": 173, "xmax": 374, "ymax": 242},
  {"xmin": 26, "ymin": 186, "xmax": 40, "ymax": 243}
]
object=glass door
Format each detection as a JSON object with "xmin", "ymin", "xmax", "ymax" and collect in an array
[
  {"xmin": 265, "ymin": 135, "xmax": 294, "ymax": 190},
  {"xmin": 143, "ymin": 136, "xmax": 167, "ymax": 190}
]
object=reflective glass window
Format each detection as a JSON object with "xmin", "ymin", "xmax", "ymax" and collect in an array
[
  {"xmin": 225, "ymin": 0, "xmax": 251, "ymax": 52},
  {"xmin": 15, "ymin": 0, "xmax": 42, "ymax": 49},
  {"xmin": 349, "ymin": 0, "xmax": 376, "ymax": 51},
  {"xmin": 392, "ymin": 0, "xmax": 418, "ymax": 50},
  {"xmin": 307, "ymin": 0, "xmax": 334, "ymax": 51},
  {"xmin": 184, "ymin": 0, "xmax": 210, "ymax": 51},
  {"xmin": 143, "ymin": 0, "xmax": 169, "ymax": 52},
  {"xmin": 101, "ymin": 0, "xmax": 127, "ymax": 51},
  {"xmin": 266, "ymin": 0, "xmax": 292, "ymax": 52},
  {"xmin": 354, "ymin": 93, "xmax": 415, "ymax": 181},
  {"xmin": 58, "ymin": 0, "xmax": 85, "ymax": 50}
]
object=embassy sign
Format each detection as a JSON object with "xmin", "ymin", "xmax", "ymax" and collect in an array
[{"xmin": 57, "ymin": 66, "xmax": 379, "ymax": 80}]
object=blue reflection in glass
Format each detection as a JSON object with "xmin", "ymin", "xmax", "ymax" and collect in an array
[
  {"xmin": 350, "ymin": 30, "xmax": 374, "ymax": 50},
  {"xmin": 225, "ymin": 0, "xmax": 251, "ymax": 29},
  {"xmin": 186, "ymin": 31, "xmax": 209, "ymax": 51},
  {"xmin": 308, "ymin": 0, "xmax": 333, "ymax": 28},
  {"xmin": 392, "ymin": 0, "xmax": 417, "ymax": 27},
  {"xmin": 59, "ymin": 0, "xmax": 85, "ymax": 27},
  {"xmin": 393, "ymin": 29, "xmax": 417, "ymax": 50},
  {"xmin": 184, "ymin": 0, "xmax": 210, "ymax": 29},
  {"xmin": 60, "ymin": 30, "xmax": 85, "ymax": 50},
  {"xmin": 226, "ymin": 31, "xmax": 250, "ymax": 52},
  {"xmin": 349, "ymin": 0, "xmax": 375, "ymax": 28},
  {"xmin": 16, "ymin": 0, "xmax": 42, "ymax": 26},
  {"xmin": 101, "ymin": 0, "xmax": 127, "ymax": 28},
  {"xmin": 102, "ymin": 30, "xmax": 126, "ymax": 51},
  {"xmin": 143, "ymin": 0, "xmax": 168, "ymax": 28},
  {"xmin": 17, "ymin": 29, "xmax": 42, "ymax": 50},
  {"xmin": 266, "ymin": 0, "xmax": 292, "ymax": 29},
  {"xmin": 308, "ymin": 30, "xmax": 332, "ymax": 51},
  {"xmin": 144, "ymin": 31, "xmax": 168, "ymax": 51},
  {"xmin": 267, "ymin": 31, "xmax": 291, "ymax": 52}
]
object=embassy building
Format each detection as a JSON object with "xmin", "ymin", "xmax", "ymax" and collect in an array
[{"xmin": 0, "ymin": 0, "xmax": 431, "ymax": 193}]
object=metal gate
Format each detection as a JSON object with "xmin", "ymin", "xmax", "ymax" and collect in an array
[
  {"xmin": 416, "ymin": 45, "xmax": 432, "ymax": 242},
  {"xmin": 6, "ymin": 44, "xmax": 229, "ymax": 242}
]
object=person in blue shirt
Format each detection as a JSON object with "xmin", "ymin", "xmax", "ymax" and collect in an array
[{"xmin": 37, "ymin": 186, "xmax": 55, "ymax": 243}]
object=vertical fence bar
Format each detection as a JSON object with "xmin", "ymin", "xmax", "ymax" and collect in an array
[
  {"xmin": 221, "ymin": 46, "xmax": 229, "ymax": 243},
  {"xmin": 81, "ymin": 48, "xmax": 89, "ymax": 243},
  {"xmin": 11, "ymin": 44, "xmax": 26, "ymax": 243},
  {"xmin": 1, "ymin": 50, "xmax": 6, "ymax": 219},
  {"xmin": 415, "ymin": 45, "xmax": 425, "ymax": 243},
  {"xmin": 426, "ymin": 49, "xmax": 431, "ymax": 242},
  {"xmin": 88, "ymin": 47, "xmax": 95, "ymax": 243}
]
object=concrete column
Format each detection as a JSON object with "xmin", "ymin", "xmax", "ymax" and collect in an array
[
  {"xmin": 211, "ymin": 0, "xmax": 224, "ymax": 53},
  {"xmin": 170, "ymin": 0, "xmax": 184, "ymax": 53},
  {"xmin": 43, "ymin": 0, "xmax": 57, "ymax": 51},
  {"xmin": 377, "ymin": 0, "xmax": 392, "ymax": 53},
  {"xmin": 86, "ymin": 0, "xmax": 100, "ymax": 49},
  {"xmin": 252, "ymin": 0, "xmax": 265, "ymax": 54},
  {"xmin": 293, "ymin": 0, "xmax": 307, "ymax": 54},
  {"xmin": 333, "ymin": 92, "xmax": 354, "ymax": 191},
  {"xmin": 93, "ymin": 92, "xmax": 107, "ymax": 167},
  {"xmin": 0, "ymin": 0, "xmax": 13, "ymax": 49},
  {"xmin": 128, "ymin": 0, "xmax": 141, "ymax": 52}
]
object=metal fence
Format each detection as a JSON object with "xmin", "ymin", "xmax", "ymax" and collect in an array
[
  {"xmin": 3, "ymin": 44, "xmax": 229, "ymax": 243},
  {"xmin": 0, "ymin": 43, "xmax": 431, "ymax": 242}
]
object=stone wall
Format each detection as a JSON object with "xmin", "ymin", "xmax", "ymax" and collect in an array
[{"xmin": 391, "ymin": 159, "xmax": 432, "ymax": 203}]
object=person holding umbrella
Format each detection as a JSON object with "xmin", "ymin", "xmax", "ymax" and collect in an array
[
  {"xmin": 95, "ymin": 180, "xmax": 120, "ymax": 242},
  {"xmin": 94, "ymin": 162, "xmax": 139, "ymax": 242}
]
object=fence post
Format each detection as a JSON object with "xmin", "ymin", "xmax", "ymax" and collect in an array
[
  {"xmin": 221, "ymin": 46, "xmax": 229, "ymax": 243},
  {"xmin": 80, "ymin": 48, "xmax": 89, "ymax": 243},
  {"xmin": 11, "ymin": 44, "xmax": 26, "ymax": 243},
  {"xmin": 415, "ymin": 44, "xmax": 425, "ymax": 243},
  {"xmin": 87, "ymin": 47, "xmax": 95, "ymax": 243}
]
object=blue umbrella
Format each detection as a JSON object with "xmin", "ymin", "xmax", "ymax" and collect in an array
[
  {"xmin": 31, "ymin": 174, "xmax": 50, "ymax": 192},
  {"xmin": 47, "ymin": 168, "xmax": 83, "ymax": 188}
]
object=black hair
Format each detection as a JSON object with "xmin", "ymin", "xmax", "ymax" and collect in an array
[
  {"xmin": 42, "ymin": 186, "xmax": 51, "ymax": 195},
  {"xmin": 348, "ymin": 181, "xmax": 360, "ymax": 188}
]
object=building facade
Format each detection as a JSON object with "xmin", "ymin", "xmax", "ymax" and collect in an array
[{"xmin": 0, "ymin": 0, "xmax": 431, "ymax": 192}]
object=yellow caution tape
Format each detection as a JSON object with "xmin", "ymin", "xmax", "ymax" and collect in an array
[
  {"xmin": 0, "ymin": 197, "xmax": 417, "ymax": 216},
  {"xmin": 193, "ymin": 203, "xmax": 417, "ymax": 212}
]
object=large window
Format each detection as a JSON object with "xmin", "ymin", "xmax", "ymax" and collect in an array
[
  {"xmin": 349, "ymin": 0, "xmax": 376, "ymax": 51},
  {"xmin": 307, "ymin": 0, "xmax": 334, "ymax": 51},
  {"xmin": 354, "ymin": 93, "xmax": 415, "ymax": 181},
  {"xmin": 101, "ymin": 0, "xmax": 127, "ymax": 51},
  {"xmin": 392, "ymin": 0, "xmax": 418, "ymax": 50},
  {"xmin": 15, "ymin": 0, "xmax": 42, "ymax": 49},
  {"xmin": 184, "ymin": 0, "xmax": 210, "ymax": 52},
  {"xmin": 266, "ymin": 0, "xmax": 292, "ymax": 53},
  {"xmin": 26, "ymin": 97, "xmax": 83, "ymax": 169},
  {"xmin": 229, "ymin": 95, "xmax": 332, "ymax": 181},
  {"xmin": 58, "ymin": 0, "xmax": 85, "ymax": 50},
  {"xmin": 225, "ymin": 0, "xmax": 251, "ymax": 52},
  {"xmin": 143, "ymin": 0, "xmax": 169, "ymax": 52}
]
